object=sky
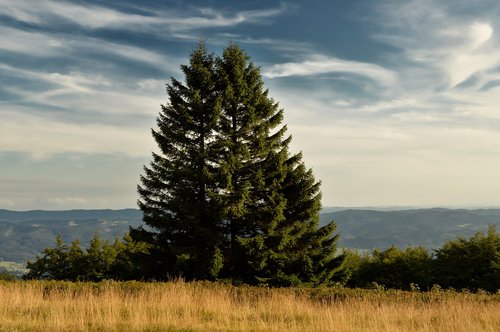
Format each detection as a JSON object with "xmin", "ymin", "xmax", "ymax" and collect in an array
[{"xmin": 2, "ymin": 0, "xmax": 500, "ymax": 210}]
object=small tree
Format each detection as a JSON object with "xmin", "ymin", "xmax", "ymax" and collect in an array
[
  {"xmin": 433, "ymin": 225, "xmax": 500, "ymax": 291},
  {"xmin": 110, "ymin": 233, "xmax": 151, "ymax": 280},
  {"xmin": 77, "ymin": 233, "xmax": 117, "ymax": 281},
  {"xmin": 346, "ymin": 246, "xmax": 433, "ymax": 290},
  {"xmin": 25, "ymin": 235, "xmax": 70, "ymax": 280},
  {"xmin": 25, "ymin": 233, "xmax": 150, "ymax": 281}
]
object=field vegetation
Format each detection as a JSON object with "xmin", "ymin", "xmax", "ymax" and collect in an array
[{"xmin": 0, "ymin": 280, "xmax": 498, "ymax": 331}]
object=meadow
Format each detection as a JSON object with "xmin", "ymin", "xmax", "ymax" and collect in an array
[{"xmin": 0, "ymin": 280, "xmax": 499, "ymax": 331}]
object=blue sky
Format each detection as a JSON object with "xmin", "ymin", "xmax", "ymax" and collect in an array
[{"xmin": 2, "ymin": 0, "xmax": 500, "ymax": 210}]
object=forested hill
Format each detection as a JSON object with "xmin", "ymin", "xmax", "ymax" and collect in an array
[
  {"xmin": 0, "ymin": 209, "xmax": 142, "ymax": 263},
  {"xmin": 320, "ymin": 208, "xmax": 500, "ymax": 251},
  {"xmin": 1, "ymin": 208, "xmax": 499, "ymax": 264},
  {"xmin": 0, "ymin": 209, "xmax": 141, "ymax": 222}
]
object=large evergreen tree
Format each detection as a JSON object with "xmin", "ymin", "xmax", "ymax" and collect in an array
[
  {"xmin": 134, "ymin": 43, "xmax": 344, "ymax": 285},
  {"xmin": 133, "ymin": 43, "xmax": 224, "ymax": 280},
  {"xmin": 215, "ymin": 45, "xmax": 343, "ymax": 286}
]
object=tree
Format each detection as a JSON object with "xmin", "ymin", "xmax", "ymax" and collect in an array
[
  {"xmin": 77, "ymin": 233, "xmax": 117, "ymax": 281},
  {"xmin": 433, "ymin": 225, "xmax": 500, "ymax": 291},
  {"xmin": 346, "ymin": 246, "xmax": 433, "ymax": 290},
  {"xmin": 133, "ymin": 42, "xmax": 344, "ymax": 285},
  {"xmin": 215, "ymin": 44, "xmax": 343, "ymax": 286},
  {"xmin": 133, "ymin": 42, "xmax": 224, "ymax": 280},
  {"xmin": 25, "ymin": 235, "xmax": 71, "ymax": 280},
  {"xmin": 213, "ymin": 44, "xmax": 290, "ymax": 283},
  {"xmin": 110, "ymin": 233, "xmax": 152, "ymax": 280},
  {"xmin": 275, "ymin": 159, "xmax": 345, "ymax": 286},
  {"xmin": 24, "ymin": 233, "xmax": 150, "ymax": 281}
]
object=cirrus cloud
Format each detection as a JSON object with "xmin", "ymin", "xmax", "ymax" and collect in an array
[{"xmin": 263, "ymin": 55, "xmax": 397, "ymax": 88}]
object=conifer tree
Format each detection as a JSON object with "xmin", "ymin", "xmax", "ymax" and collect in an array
[
  {"xmin": 132, "ymin": 43, "xmax": 224, "ymax": 280},
  {"xmin": 25, "ymin": 235, "xmax": 70, "ymax": 280},
  {"xmin": 215, "ymin": 45, "xmax": 343, "ymax": 286},
  {"xmin": 214, "ymin": 44, "xmax": 288, "ymax": 282}
]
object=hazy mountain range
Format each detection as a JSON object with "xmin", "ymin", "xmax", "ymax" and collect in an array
[{"xmin": 1, "ymin": 208, "xmax": 498, "ymax": 267}]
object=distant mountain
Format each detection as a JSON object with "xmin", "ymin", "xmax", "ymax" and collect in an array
[
  {"xmin": 0, "ymin": 209, "xmax": 141, "ymax": 222},
  {"xmin": 0, "ymin": 209, "xmax": 142, "ymax": 263},
  {"xmin": 0, "ymin": 208, "xmax": 499, "ymax": 266},
  {"xmin": 320, "ymin": 208, "xmax": 500, "ymax": 251}
]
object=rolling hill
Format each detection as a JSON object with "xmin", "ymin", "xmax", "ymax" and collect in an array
[
  {"xmin": 0, "ymin": 209, "xmax": 142, "ymax": 263},
  {"xmin": 320, "ymin": 208, "xmax": 499, "ymax": 250},
  {"xmin": 1, "ymin": 208, "xmax": 499, "ymax": 267}
]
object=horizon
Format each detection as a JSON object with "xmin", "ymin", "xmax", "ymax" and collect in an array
[
  {"xmin": 2, "ymin": 1, "xmax": 500, "ymax": 210},
  {"xmin": 3, "ymin": 205, "xmax": 500, "ymax": 213}
]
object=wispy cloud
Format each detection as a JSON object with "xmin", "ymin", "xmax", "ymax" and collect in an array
[
  {"xmin": 0, "ymin": 27, "xmax": 66, "ymax": 57},
  {"xmin": 375, "ymin": 0, "xmax": 500, "ymax": 89},
  {"xmin": 257, "ymin": 0, "xmax": 500, "ymax": 206},
  {"xmin": 0, "ymin": 63, "xmax": 164, "ymax": 122},
  {"xmin": 0, "ymin": 0, "xmax": 286, "ymax": 33},
  {"xmin": 0, "ymin": 1, "xmax": 289, "ymax": 160},
  {"xmin": 0, "ymin": 109, "xmax": 154, "ymax": 159},
  {"xmin": 444, "ymin": 22, "xmax": 500, "ymax": 88},
  {"xmin": 0, "ymin": 26, "xmax": 177, "ymax": 69},
  {"xmin": 263, "ymin": 55, "xmax": 397, "ymax": 88}
]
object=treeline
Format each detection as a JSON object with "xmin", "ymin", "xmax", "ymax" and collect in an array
[
  {"xmin": 22, "ymin": 226, "xmax": 499, "ymax": 292},
  {"xmin": 24, "ymin": 234, "xmax": 150, "ymax": 282},
  {"xmin": 344, "ymin": 225, "xmax": 500, "ymax": 292}
]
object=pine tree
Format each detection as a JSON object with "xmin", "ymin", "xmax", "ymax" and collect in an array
[
  {"xmin": 132, "ymin": 43, "xmax": 224, "ymax": 280},
  {"xmin": 215, "ymin": 44, "xmax": 343, "ymax": 286},
  {"xmin": 214, "ymin": 44, "xmax": 287, "ymax": 283}
]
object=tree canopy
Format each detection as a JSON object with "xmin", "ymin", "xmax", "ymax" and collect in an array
[{"xmin": 24, "ymin": 233, "xmax": 150, "ymax": 281}]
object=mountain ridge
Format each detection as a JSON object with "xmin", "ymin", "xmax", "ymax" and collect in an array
[{"xmin": 1, "ymin": 208, "xmax": 499, "ymax": 266}]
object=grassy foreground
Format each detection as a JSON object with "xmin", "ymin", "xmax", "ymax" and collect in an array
[{"xmin": 0, "ymin": 280, "xmax": 498, "ymax": 331}]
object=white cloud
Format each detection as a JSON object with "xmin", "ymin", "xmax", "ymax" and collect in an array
[
  {"xmin": 263, "ymin": 55, "xmax": 397, "ymax": 88},
  {"xmin": 3, "ymin": 0, "xmax": 500, "ymax": 208},
  {"xmin": 375, "ymin": 1, "xmax": 500, "ymax": 89},
  {"xmin": 0, "ymin": 110, "xmax": 155, "ymax": 159},
  {"xmin": 0, "ymin": 26, "xmax": 177, "ymax": 70},
  {"xmin": 468, "ymin": 22, "xmax": 493, "ymax": 50},
  {"xmin": 0, "ymin": 27, "xmax": 67, "ymax": 56},
  {"xmin": 1, "ymin": 64, "xmax": 164, "ymax": 120},
  {"xmin": 440, "ymin": 22, "xmax": 500, "ymax": 88},
  {"xmin": 0, "ymin": 0, "xmax": 286, "ymax": 33}
]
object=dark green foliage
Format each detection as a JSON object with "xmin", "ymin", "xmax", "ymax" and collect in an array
[
  {"xmin": 344, "ymin": 226, "xmax": 500, "ymax": 291},
  {"xmin": 110, "ymin": 234, "xmax": 152, "ymax": 280},
  {"xmin": 346, "ymin": 246, "xmax": 433, "ymax": 290},
  {"xmin": 133, "ymin": 43, "xmax": 224, "ymax": 280},
  {"xmin": 133, "ymin": 42, "xmax": 343, "ymax": 286},
  {"xmin": 433, "ymin": 225, "xmax": 500, "ymax": 292},
  {"xmin": 24, "ymin": 233, "xmax": 150, "ymax": 281},
  {"xmin": 24, "ymin": 235, "xmax": 72, "ymax": 280}
]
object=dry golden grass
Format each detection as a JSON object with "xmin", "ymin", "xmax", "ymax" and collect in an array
[{"xmin": 0, "ymin": 280, "xmax": 498, "ymax": 331}]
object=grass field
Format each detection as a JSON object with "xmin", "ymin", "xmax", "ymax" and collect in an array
[{"xmin": 0, "ymin": 280, "xmax": 498, "ymax": 331}]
